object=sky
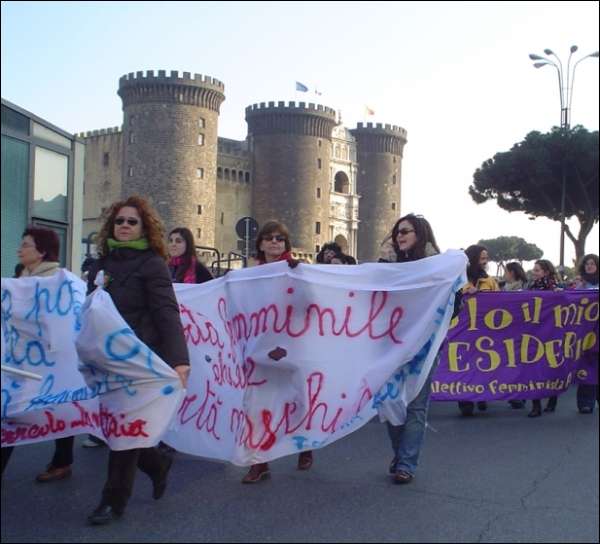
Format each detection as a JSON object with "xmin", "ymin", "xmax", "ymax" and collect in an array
[{"xmin": 2, "ymin": 1, "xmax": 598, "ymax": 268}]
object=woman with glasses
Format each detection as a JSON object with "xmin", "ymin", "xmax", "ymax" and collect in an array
[
  {"xmin": 241, "ymin": 220, "xmax": 311, "ymax": 483},
  {"xmin": 2, "ymin": 227, "xmax": 77, "ymax": 482},
  {"xmin": 378, "ymin": 213, "xmax": 461, "ymax": 484},
  {"xmin": 167, "ymin": 227, "xmax": 213, "ymax": 284},
  {"xmin": 85, "ymin": 196, "xmax": 190, "ymax": 525}
]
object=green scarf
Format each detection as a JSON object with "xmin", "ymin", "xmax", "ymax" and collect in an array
[{"xmin": 107, "ymin": 238, "xmax": 150, "ymax": 251}]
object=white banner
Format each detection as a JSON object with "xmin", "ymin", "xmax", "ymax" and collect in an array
[
  {"xmin": 1, "ymin": 252, "xmax": 466, "ymax": 464},
  {"xmin": 163, "ymin": 250, "xmax": 466, "ymax": 465},
  {"xmin": 1, "ymin": 270, "xmax": 183, "ymax": 450}
]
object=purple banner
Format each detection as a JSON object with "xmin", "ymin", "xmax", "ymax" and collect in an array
[{"xmin": 432, "ymin": 290, "xmax": 599, "ymax": 401}]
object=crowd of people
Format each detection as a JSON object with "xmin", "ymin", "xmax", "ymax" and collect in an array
[{"xmin": 3, "ymin": 195, "xmax": 598, "ymax": 525}]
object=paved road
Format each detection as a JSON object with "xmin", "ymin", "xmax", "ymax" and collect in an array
[{"xmin": 2, "ymin": 388, "xmax": 598, "ymax": 543}]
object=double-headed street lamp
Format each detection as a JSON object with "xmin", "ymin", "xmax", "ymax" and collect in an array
[{"xmin": 529, "ymin": 46, "xmax": 599, "ymax": 271}]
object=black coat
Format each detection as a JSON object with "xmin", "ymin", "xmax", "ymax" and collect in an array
[
  {"xmin": 169, "ymin": 260, "xmax": 214, "ymax": 284},
  {"xmin": 88, "ymin": 247, "xmax": 189, "ymax": 368}
]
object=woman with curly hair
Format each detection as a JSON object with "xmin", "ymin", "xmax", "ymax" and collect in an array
[{"xmin": 86, "ymin": 195, "xmax": 190, "ymax": 525}]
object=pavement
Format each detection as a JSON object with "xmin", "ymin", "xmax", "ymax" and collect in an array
[{"xmin": 1, "ymin": 388, "xmax": 598, "ymax": 543}]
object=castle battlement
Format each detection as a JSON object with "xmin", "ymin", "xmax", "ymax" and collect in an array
[
  {"xmin": 245, "ymin": 101, "xmax": 336, "ymax": 118},
  {"xmin": 76, "ymin": 126, "xmax": 122, "ymax": 139},
  {"xmin": 119, "ymin": 70, "xmax": 225, "ymax": 92},
  {"xmin": 355, "ymin": 122, "xmax": 407, "ymax": 139}
]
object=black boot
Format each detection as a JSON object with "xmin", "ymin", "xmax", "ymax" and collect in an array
[
  {"xmin": 458, "ymin": 401, "xmax": 474, "ymax": 417},
  {"xmin": 544, "ymin": 396, "xmax": 557, "ymax": 413},
  {"xmin": 476, "ymin": 401, "xmax": 487, "ymax": 412},
  {"xmin": 528, "ymin": 399, "xmax": 542, "ymax": 418}
]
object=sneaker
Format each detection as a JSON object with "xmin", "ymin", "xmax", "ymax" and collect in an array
[
  {"xmin": 35, "ymin": 464, "xmax": 72, "ymax": 483},
  {"xmin": 82, "ymin": 437, "xmax": 105, "ymax": 448},
  {"xmin": 87, "ymin": 504, "xmax": 123, "ymax": 525},
  {"xmin": 242, "ymin": 463, "xmax": 270, "ymax": 483},
  {"xmin": 297, "ymin": 451, "xmax": 313, "ymax": 471}
]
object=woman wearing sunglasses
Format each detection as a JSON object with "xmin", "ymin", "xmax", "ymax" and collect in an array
[
  {"xmin": 86, "ymin": 196, "xmax": 190, "ymax": 525},
  {"xmin": 167, "ymin": 227, "xmax": 213, "ymax": 284},
  {"xmin": 242, "ymin": 220, "xmax": 310, "ymax": 483},
  {"xmin": 379, "ymin": 213, "xmax": 461, "ymax": 484}
]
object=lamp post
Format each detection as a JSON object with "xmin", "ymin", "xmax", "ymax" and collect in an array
[{"xmin": 529, "ymin": 46, "xmax": 599, "ymax": 271}]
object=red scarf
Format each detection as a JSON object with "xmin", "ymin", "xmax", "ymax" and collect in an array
[
  {"xmin": 169, "ymin": 256, "xmax": 196, "ymax": 283},
  {"xmin": 257, "ymin": 251, "xmax": 293, "ymax": 266}
]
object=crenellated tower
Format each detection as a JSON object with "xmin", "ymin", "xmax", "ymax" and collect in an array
[
  {"xmin": 118, "ymin": 70, "xmax": 225, "ymax": 246},
  {"xmin": 245, "ymin": 101, "xmax": 337, "ymax": 256},
  {"xmin": 351, "ymin": 122, "xmax": 407, "ymax": 262}
]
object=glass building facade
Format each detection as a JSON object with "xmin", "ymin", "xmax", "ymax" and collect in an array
[{"xmin": 1, "ymin": 99, "xmax": 84, "ymax": 277}]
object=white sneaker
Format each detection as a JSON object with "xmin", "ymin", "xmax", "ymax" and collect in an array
[{"xmin": 82, "ymin": 438, "xmax": 104, "ymax": 448}]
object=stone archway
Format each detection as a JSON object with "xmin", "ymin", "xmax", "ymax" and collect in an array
[{"xmin": 334, "ymin": 171, "xmax": 350, "ymax": 194}]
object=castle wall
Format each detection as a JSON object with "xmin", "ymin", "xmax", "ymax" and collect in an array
[
  {"xmin": 351, "ymin": 122, "xmax": 407, "ymax": 263},
  {"xmin": 118, "ymin": 70, "xmax": 225, "ymax": 246},
  {"xmin": 78, "ymin": 128, "xmax": 123, "ymax": 240},
  {"xmin": 215, "ymin": 137, "xmax": 252, "ymax": 256},
  {"xmin": 246, "ymin": 101, "xmax": 337, "ymax": 257}
]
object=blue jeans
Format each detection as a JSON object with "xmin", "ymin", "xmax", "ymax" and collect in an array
[{"xmin": 386, "ymin": 359, "xmax": 436, "ymax": 476}]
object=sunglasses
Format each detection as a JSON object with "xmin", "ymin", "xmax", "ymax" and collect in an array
[
  {"xmin": 397, "ymin": 228, "xmax": 415, "ymax": 236},
  {"xmin": 263, "ymin": 235, "xmax": 286, "ymax": 242},
  {"xmin": 115, "ymin": 217, "xmax": 139, "ymax": 226}
]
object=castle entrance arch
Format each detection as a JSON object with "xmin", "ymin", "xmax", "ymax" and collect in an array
[{"xmin": 334, "ymin": 171, "xmax": 350, "ymax": 194}]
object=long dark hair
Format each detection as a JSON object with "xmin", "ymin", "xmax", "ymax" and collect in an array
[
  {"xmin": 389, "ymin": 214, "xmax": 440, "ymax": 262},
  {"xmin": 535, "ymin": 259, "xmax": 559, "ymax": 282},
  {"xmin": 465, "ymin": 245, "xmax": 489, "ymax": 284},
  {"xmin": 316, "ymin": 242, "xmax": 343, "ymax": 263},
  {"xmin": 579, "ymin": 254, "xmax": 599, "ymax": 285},
  {"xmin": 505, "ymin": 262, "xmax": 527, "ymax": 284},
  {"xmin": 169, "ymin": 227, "xmax": 200, "ymax": 282}
]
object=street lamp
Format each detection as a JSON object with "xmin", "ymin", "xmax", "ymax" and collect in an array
[{"xmin": 529, "ymin": 46, "xmax": 599, "ymax": 271}]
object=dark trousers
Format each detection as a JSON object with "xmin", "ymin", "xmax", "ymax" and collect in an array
[
  {"xmin": 532, "ymin": 396, "xmax": 558, "ymax": 411},
  {"xmin": 52, "ymin": 436, "xmax": 74, "ymax": 467},
  {"xmin": 577, "ymin": 384, "xmax": 599, "ymax": 411},
  {"xmin": 1, "ymin": 436, "xmax": 73, "ymax": 476},
  {"xmin": 101, "ymin": 447, "xmax": 169, "ymax": 513}
]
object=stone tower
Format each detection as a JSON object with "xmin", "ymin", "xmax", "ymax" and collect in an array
[
  {"xmin": 351, "ymin": 122, "xmax": 407, "ymax": 263},
  {"xmin": 118, "ymin": 70, "xmax": 225, "ymax": 246},
  {"xmin": 245, "ymin": 101, "xmax": 337, "ymax": 255}
]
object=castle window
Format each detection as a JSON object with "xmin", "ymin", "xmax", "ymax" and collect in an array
[
  {"xmin": 224, "ymin": 168, "xmax": 230, "ymax": 180},
  {"xmin": 197, "ymin": 205, "xmax": 202, "ymax": 215},
  {"xmin": 315, "ymin": 245, "xmax": 320, "ymax": 253},
  {"xmin": 317, "ymin": 158, "xmax": 322, "ymax": 170},
  {"xmin": 197, "ymin": 134, "xmax": 205, "ymax": 146},
  {"xmin": 220, "ymin": 211, "xmax": 224, "ymax": 225},
  {"xmin": 128, "ymin": 166, "xmax": 134, "ymax": 177},
  {"xmin": 316, "ymin": 187, "xmax": 321, "ymax": 198},
  {"xmin": 197, "ymin": 167, "xmax": 204, "ymax": 179},
  {"xmin": 238, "ymin": 171, "xmax": 244, "ymax": 182},
  {"xmin": 231, "ymin": 169, "xmax": 237, "ymax": 180},
  {"xmin": 391, "ymin": 202, "xmax": 396, "ymax": 211},
  {"xmin": 199, "ymin": 118, "xmax": 205, "ymax": 129},
  {"xmin": 129, "ymin": 132, "xmax": 135, "ymax": 144},
  {"xmin": 197, "ymin": 228, "xmax": 202, "ymax": 239},
  {"xmin": 334, "ymin": 171, "xmax": 350, "ymax": 194},
  {"xmin": 318, "ymin": 140, "xmax": 322, "ymax": 148},
  {"xmin": 392, "ymin": 174, "xmax": 396, "ymax": 184},
  {"xmin": 315, "ymin": 222, "xmax": 321, "ymax": 235},
  {"xmin": 103, "ymin": 152, "xmax": 109, "ymax": 167},
  {"xmin": 245, "ymin": 172, "xmax": 250, "ymax": 183},
  {"xmin": 217, "ymin": 167, "xmax": 223, "ymax": 179}
]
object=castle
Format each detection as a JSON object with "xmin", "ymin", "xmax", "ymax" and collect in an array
[{"xmin": 79, "ymin": 70, "xmax": 407, "ymax": 266}]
